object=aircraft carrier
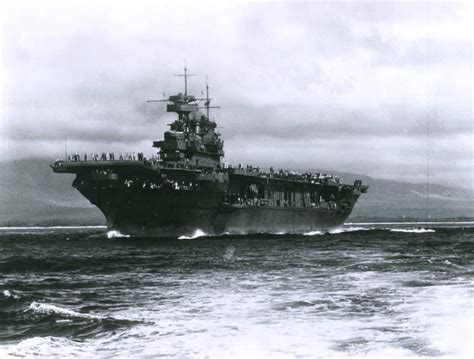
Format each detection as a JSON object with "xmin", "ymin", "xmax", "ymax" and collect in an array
[{"xmin": 51, "ymin": 68, "xmax": 368, "ymax": 237}]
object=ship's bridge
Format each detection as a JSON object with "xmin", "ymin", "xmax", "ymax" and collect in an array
[
  {"xmin": 148, "ymin": 67, "xmax": 224, "ymax": 169},
  {"xmin": 166, "ymin": 93, "xmax": 199, "ymax": 113}
]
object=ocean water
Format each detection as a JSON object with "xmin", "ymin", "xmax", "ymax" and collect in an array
[{"xmin": 0, "ymin": 225, "xmax": 472, "ymax": 358}]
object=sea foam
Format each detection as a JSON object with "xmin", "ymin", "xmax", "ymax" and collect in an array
[
  {"xmin": 303, "ymin": 230, "xmax": 325, "ymax": 236},
  {"xmin": 2, "ymin": 290, "xmax": 20, "ymax": 299},
  {"xmin": 390, "ymin": 228, "xmax": 436, "ymax": 233},
  {"xmin": 329, "ymin": 226, "xmax": 370, "ymax": 234},
  {"xmin": 106, "ymin": 230, "xmax": 130, "ymax": 238},
  {"xmin": 178, "ymin": 229, "xmax": 208, "ymax": 239},
  {"xmin": 0, "ymin": 336, "xmax": 86, "ymax": 358},
  {"xmin": 303, "ymin": 226, "xmax": 369, "ymax": 236},
  {"xmin": 29, "ymin": 302, "xmax": 101, "ymax": 320}
]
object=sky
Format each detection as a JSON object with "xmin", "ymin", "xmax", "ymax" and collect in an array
[{"xmin": 0, "ymin": 0, "xmax": 472, "ymax": 188}]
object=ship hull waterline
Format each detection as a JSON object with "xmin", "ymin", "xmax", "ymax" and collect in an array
[{"xmin": 77, "ymin": 184, "xmax": 355, "ymax": 237}]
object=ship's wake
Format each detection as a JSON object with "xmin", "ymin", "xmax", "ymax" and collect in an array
[{"xmin": 177, "ymin": 226, "xmax": 438, "ymax": 238}]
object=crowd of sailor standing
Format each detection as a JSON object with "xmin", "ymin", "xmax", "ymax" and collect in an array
[
  {"xmin": 68, "ymin": 152, "xmax": 146, "ymax": 162},
  {"xmin": 64, "ymin": 152, "xmax": 342, "ymax": 186}
]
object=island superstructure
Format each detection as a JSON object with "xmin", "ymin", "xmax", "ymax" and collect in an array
[{"xmin": 51, "ymin": 68, "xmax": 368, "ymax": 237}]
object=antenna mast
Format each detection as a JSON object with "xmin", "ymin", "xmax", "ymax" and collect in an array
[
  {"xmin": 206, "ymin": 76, "xmax": 210, "ymax": 120},
  {"xmin": 201, "ymin": 75, "xmax": 220, "ymax": 120},
  {"xmin": 173, "ymin": 66, "xmax": 196, "ymax": 97}
]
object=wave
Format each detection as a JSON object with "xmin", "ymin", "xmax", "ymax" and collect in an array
[
  {"xmin": 390, "ymin": 228, "xmax": 436, "ymax": 233},
  {"xmin": 0, "ymin": 336, "xmax": 82, "ymax": 358},
  {"xmin": 178, "ymin": 229, "xmax": 208, "ymax": 239},
  {"xmin": 106, "ymin": 230, "xmax": 130, "ymax": 239},
  {"xmin": 443, "ymin": 259, "xmax": 464, "ymax": 269},
  {"xmin": 330, "ymin": 226, "xmax": 370, "ymax": 234},
  {"xmin": 28, "ymin": 302, "xmax": 102, "ymax": 320},
  {"xmin": 0, "ymin": 301, "xmax": 141, "ymax": 343}
]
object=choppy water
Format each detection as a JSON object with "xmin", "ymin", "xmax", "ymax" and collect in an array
[{"xmin": 0, "ymin": 225, "xmax": 472, "ymax": 358}]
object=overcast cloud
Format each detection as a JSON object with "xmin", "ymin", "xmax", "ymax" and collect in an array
[{"xmin": 0, "ymin": 0, "xmax": 472, "ymax": 188}]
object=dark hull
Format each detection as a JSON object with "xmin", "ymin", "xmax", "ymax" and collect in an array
[
  {"xmin": 108, "ymin": 207, "xmax": 350, "ymax": 237},
  {"xmin": 215, "ymin": 206, "xmax": 350, "ymax": 235},
  {"xmin": 76, "ymin": 182, "xmax": 353, "ymax": 237}
]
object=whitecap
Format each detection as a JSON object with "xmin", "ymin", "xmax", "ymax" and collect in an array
[
  {"xmin": 178, "ymin": 229, "xmax": 208, "ymax": 239},
  {"xmin": 303, "ymin": 227, "xmax": 369, "ymax": 236},
  {"xmin": 443, "ymin": 260, "xmax": 464, "ymax": 269},
  {"xmin": 390, "ymin": 228, "xmax": 435, "ymax": 233},
  {"xmin": 2, "ymin": 290, "xmax": 20, "ymax": 299},
  {"xmin": 303, "ymin": 230, "xmax": 325, "ymax": 236},
  {"xmin": 330, "ymin": 226, "xmax": 370, "ymax": 234},
  {"xmin": 29, "ymin": 301, "xmax": 101, "ymax": 319},
  {"xmin": 106, "ymin": 230, "xmax": 130, "ymax": 238}
]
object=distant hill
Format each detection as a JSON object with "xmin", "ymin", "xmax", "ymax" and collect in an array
[
  {"xmin": 315, "ymin": 169, "xmax": 474, "ymax": 222},
  {"xmin": 0, "ymin": 159, "xmax": 104, "ymax": 226},
  {"xmin": 0, "ymin": 159, "xmax": 472, "ymax": 226}
]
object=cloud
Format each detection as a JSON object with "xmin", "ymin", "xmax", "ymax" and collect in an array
[{"xmin": 0, "ymin": 0, "xmax": 472, "ymax": 188}]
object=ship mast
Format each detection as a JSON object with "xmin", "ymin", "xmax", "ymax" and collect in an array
[
  {"xmin": 205, "ymin": 76, "xmax": 210, "ymax": 120},
  {"xmin": 203, "ymin": 75, "xmax": 220, "ymax": 121},
  {"xmin": 173, "ymin": 66, "xmax": 196, "ymax": 98}
]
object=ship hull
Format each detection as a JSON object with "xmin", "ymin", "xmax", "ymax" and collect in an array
[
  {"xmin": 106, "ymin": 206, "xmax": 350, "ymax": 237},
  {"xmin": 75, "ymin": 181, "xmax": 353, "ymax": 237},
  {"xmin": 215, "ymin": 206, "xmax": 350, "ymax": 235}
]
